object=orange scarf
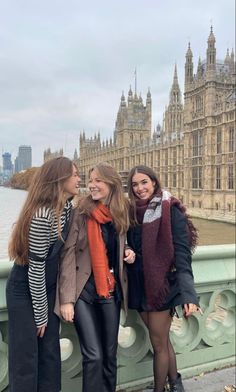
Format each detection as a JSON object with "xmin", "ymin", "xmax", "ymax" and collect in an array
[{"xmin": 87, "ymin": 203, "xmax": 116, "ymax": 298}]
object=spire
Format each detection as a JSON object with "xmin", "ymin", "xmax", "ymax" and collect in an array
[
  {"xmin": 185, "ymin": 42, "xmax": 193, "ymax": 88},
  {"xmin": 230, "ymin": 48, "xmax": 235, "ymax": 73},
  {"xmin": 146, "ymin": 88, "xmax": 151, "ymax": 104},
  {"xmin": 186, "ymin": 42, "xmax": 193, "ymax": 58},
  {"xmin": 225, "ymin": 48, "xmax": 231, "ymax": 65},
  {"xmin": 197, "ymin": 57, "xmax": 203, "ymax": 78},
  {"xmin": 73, "ymin": 149, "xmax": 78, "ymax": 160},
  {"xmin": 128, "ymin": 85, "xmax": 133, "ymax": 104},
  {"xmin": 120, "ymin": 91, "xmax": 126, "ymax": 107},
  {"xmin": 208, "ymin": 25, "xmax": 216, "ymax": 44},
  {"xmin": 206, "ymin": 25, "xmax": 216, "ymax": 75},
  {"xmin": 169, "ymin": 64, "xmax": 182, "ymax": 105},
  {"xmin": 173, "ymin": 63, "xmax": 178, "ymax": 85}
]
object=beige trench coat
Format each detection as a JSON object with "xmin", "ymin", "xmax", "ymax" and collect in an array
[{"xmin": 54, "ymin": 208, "xmax": 128, "ymax": 317}]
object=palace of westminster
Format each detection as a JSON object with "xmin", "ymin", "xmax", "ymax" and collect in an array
[{"xmin": 44, "ymin": 28, "xmax": 235, "ymax": 222}]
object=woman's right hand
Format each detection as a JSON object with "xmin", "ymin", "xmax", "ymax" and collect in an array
[
  {"xmin": 60, "ymin": 303, "xmax": 74, "ymax": 322},
  {"xmin": 37, "ymin": 324, "xmax": 47, "ymax": 338}
]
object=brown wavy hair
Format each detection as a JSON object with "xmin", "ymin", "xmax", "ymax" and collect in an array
[
  {"xmin": 8, "ymin": 157, "xmax": 76, "ymax": 265},
  {"xmin": 78, "ymin": 162, "xmax": 130, "ymax": 234},
  {"xmin": 127, "ymin": 165, "xmax": 161, "ymax": 224},
  {"xmin": 127, "ymin": 165, "xmax": 198, "ymax": 251}
]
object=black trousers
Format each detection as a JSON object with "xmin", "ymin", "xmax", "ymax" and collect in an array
[
  {"xmin": 74, "ymin": 297, "xmax": 121, "ymax": 392},
  {"xmin": 6, "ymin": 273, "xmax": 61, "ymax": 392}
]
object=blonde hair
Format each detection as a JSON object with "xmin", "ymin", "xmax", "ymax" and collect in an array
[
  {"xmin": 79, "ymin": 162, "xmax": 130, "ymax": 234},
  {"xmin": 9, "ymin": 157, "xmax": 76, "ymax": 265}
]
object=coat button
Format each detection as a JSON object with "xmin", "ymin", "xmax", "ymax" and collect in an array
[{"xmin": 76, "ymin": 266, "xmax": 79, "ymax": 270}]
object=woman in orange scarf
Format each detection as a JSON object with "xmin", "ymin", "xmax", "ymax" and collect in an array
[{"xmin": 57, "ymin": 162, "xmax": 135, "ymax": 392}]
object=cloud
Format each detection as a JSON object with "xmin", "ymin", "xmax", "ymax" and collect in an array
[{"xmin": 0, "ymin": 0, "xmax": 234, "ymax": 165}]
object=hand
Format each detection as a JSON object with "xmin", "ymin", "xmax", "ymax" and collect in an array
[
  {"xmin": 124, "ymin": 248, "xmax": 136, "ymax": 264},
  {"xmin": 183, "ymin": 303, "xmax": 203, "ymax": 318},
  {"xmin": 37, "ymin": 324, "xmax": 47, "ymax": 338},
  {"xmin": 60, "ymin": 303, "xmax": 74, "ymax": 322}
]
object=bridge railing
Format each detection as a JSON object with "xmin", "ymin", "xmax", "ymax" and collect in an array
[{"xmin": 0, "ymin": 244, "xmax": 235, "ymax": 391}]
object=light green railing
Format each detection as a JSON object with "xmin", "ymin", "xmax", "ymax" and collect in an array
[{"xmin": 0, "ymin": 244, "xmax": 235, "ymax": 391}]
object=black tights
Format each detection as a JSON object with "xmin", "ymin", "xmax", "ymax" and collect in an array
[{"xmin": 141, "ymin": 310, "xmax": 177, "ymax": 392}]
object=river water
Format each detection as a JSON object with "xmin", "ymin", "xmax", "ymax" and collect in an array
[{"xmin": 0, "ymin": 187, "xmax": 235, "ymax": 261}]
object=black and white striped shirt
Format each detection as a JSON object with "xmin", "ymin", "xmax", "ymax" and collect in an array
[{"xmin": 28, "ymin": 200, "xmax": 72, "ymax": 327}]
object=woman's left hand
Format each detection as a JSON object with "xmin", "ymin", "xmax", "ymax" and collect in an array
[
  {"xmin": 183, "ymin": 303, "xmax": 203, "ymax": 317},
  {"xmin": 124, "ymin": 248, "xmax": 136, "ymax": 264}
]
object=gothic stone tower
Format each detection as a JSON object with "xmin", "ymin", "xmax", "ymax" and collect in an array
[
  {"xmin": 114, "ymin": 87, "xmax": 151, "ymax": 148},
  {"xmin": 184, "ymin": 26, "xmax": 235, "ymax": 217},
  {"xmin": 77, "ymin": 87, "xmax": 152, "ymax": 188}
]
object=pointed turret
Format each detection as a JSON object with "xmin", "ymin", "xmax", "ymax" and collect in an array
[
  {"xmin": 138, "ymin": 93, "xmax": 143, "ymax": 106},
  {"xmin": 146, "ymin": 88, "xmax": 151, "ymax": 104},
  {"xmin": 169, "ymin": 64, "xmax": 182, "ymax": 105},
  {"xmin": 230, "ymin": 48, "xmax": 235, "ymax": 73},
  {"xmin": 185, "ymin": 42, "xmax": 193, "ymax": 89},
  {"xmin": 224, "ymin": 48, "xmax": 231, "ymax": 65},
  {"xmin": 197, "ymin": 57, "xmax": 203, "ymax": 78},
  {"xmin": 231, "ymin": 48, "xmax": 234, "ymax": 62},
  {"xmin": 73, "ymin": 149, "xmax": 78, "ymax": 160},
  {"xmin": 206, "ymin": 26, "xmax": 216, "ymax": 77},
  {"xmin": 128, "ymin": 86, "xmax": 133, "ymax": 105},
  {"xmin": 120, "ymin": 91, "xmax": 126, "ymax": 107}
]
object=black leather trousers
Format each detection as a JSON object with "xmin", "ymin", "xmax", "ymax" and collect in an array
[{"xmin": 74, "ymin": 297, "xmax": 121, "ymax": 392}]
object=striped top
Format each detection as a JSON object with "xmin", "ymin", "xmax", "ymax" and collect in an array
[{"xmin": 28, "ymin": 199, "xmax": 72, "ymax": 327}]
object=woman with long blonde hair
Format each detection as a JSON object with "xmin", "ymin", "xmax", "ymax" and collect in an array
[
  {"xmin": 6, "ymin": 156, "xmax": 81, "ymax": 392},
  {"xmin": 56, "ymin": 162, "xmax": 135, "ymax": 392}
]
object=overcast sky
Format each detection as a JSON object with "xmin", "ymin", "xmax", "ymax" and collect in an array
[{"xmin": 0, "ymin": 0, "xmax": 235, "ymax": 166}]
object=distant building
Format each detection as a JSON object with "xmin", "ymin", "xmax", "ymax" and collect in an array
[
  {"xmin": 43, "ymin": 148, "xmax": 63, "ymax": 162},
  {"xmin": 76, "ymin": 28, "xmax": 235, "ymax": 222},
  {"xmin": 15, "ymin": 145, "xmax": 32, "ymax": 172},
  {"xmin": 2, "ymin": 152, "xmax": 13, "ymax": 179},
  {"xmin": 74, "ymin": 149, "xmax": 78, "ymax": 160}
]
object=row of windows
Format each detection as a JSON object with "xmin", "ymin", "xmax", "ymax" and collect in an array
[
  {"xmin": 191, "ymin": 165, "xmax": 234, "ymax": 190},
  {"xmin": 215, "ymin": 165, "xmax": 234, "ymax": 190},
  {"xmin": 192, "ymin": 128, "xmax": 235, "ymax": 156},
  {"xmin": 161, "ymin": 165, "xmax": 234, "ymax": 190},
  {"xmin": 216, "ymin": 127, "xmax": 235, "ymax": 153}
]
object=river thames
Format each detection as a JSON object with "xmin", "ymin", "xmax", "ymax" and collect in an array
[{"xmin": 0, "ymin": 187, "xmax": 235, "ymax": 261}]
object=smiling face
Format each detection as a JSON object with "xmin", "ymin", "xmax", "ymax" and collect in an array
[
  {"xmin": 131, "ymin": 172, "xmax": 156, "ymax": 200},
  {"xmin": 63, "ymin": 164, "xmax": 81, "ymax": 196},
  {"xmin": 88, "ymin": 168, "xmax": 111, "ymax": 204}
]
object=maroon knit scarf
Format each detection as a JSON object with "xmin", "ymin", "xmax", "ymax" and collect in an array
[{"xmin": 136, "ymin": 191, "xmax": 198, "ymax": 309}]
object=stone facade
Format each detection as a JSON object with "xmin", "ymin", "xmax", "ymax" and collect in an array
[
  {"xmin": 77, "ymin": 28, "xmax": 235, "ymax": 222},
  {"xmin": 44, "ymin": 148, "xmax": 64, "ymax": 162}
]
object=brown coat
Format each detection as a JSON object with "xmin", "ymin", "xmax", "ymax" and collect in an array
[{"xmin": 54, "ymin": 208, "xmax": 128, "ymax": 317}]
